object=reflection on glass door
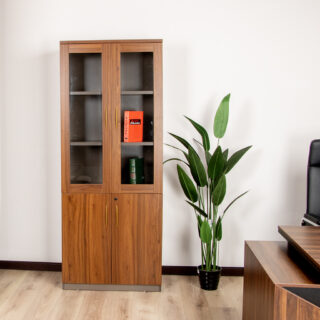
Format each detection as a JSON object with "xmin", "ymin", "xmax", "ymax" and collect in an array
[
  {"xmin": 69, "ymin": 53, "xmax": 103, "ymax": 184},
  {"xmin": 120, "ymin": 52, "xmax": 154, "ymax": 185}
]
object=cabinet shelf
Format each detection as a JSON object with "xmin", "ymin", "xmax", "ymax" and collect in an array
[
  {"xmin": 70, "ymin": 141, "xmax": 102, "ymax": 146},
  {"xmin": 121, "ymin": 142, "xmax": 154, "ymax": 146},
  {"xmin": 70, "ymin": 91, "xmax": 102, "ymax": 96},
  {"xmin": 121, "ymin": 90, "xmax": 153, "ymax": 95}
]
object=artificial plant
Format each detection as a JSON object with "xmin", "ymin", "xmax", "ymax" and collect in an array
[{"xmin": 165, "ymin": 94, "xmax": 251, "ymax": 271}]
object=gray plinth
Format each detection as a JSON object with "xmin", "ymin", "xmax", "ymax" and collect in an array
[{"xmin": 63, "ymin": 283, "xmax": 161, "ymax": 292}]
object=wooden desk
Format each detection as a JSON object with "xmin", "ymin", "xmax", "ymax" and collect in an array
[
  {"xmin": 278, "ymin": 225, "xmax": 320, "ymax": 272},
  {"xmin": 242, "ymin": 227, "xmax": 320, "ymax": 320}
]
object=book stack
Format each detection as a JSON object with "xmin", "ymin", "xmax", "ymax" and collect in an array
[{"xmin": 129, "ymin": 158, "xmax": 144, "ymax": 184}]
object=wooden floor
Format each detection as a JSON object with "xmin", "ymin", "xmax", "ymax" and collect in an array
[{"xmin": 0, "ymin": 270, "xmax": 243, "ymax": 320}]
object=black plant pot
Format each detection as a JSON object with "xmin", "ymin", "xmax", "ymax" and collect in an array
[{"xmin": 197, "ymin": 265, "xmax": 222, "ymax": 290}]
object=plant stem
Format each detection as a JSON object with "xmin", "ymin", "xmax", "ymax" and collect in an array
[
  {"xmin": 206, "ymin": 242, "xmax": 211, "ymax": 270},
  {"xmin": 211, "ymin": 207, "xmax": 218, "ymax": 270},
  {"xmin": 199, "ymin": 188, "xmax": 205, "ymax": 210},
  {"xmin": 201, "ymin": 242, "xmax": 204, "ymax": 270},
  {"xmin": 207, "ymin": 185, "xmax": 209, "ymax": 220},
  {"xmin": 209, "ymin": 182, "xmax": 212, "ymax": 220},
  {"xmin": 214, "ymin": 239, "xmax": 219, "ymax": 270},
  {"xmin": 217, "ymin": 242, "xmax": 220, "ymax": 267},
  {"xmin": 212, "ymin": 233, "xmax": 215, "ymax": 270},
  {"xmin": 203, "ymin": 188, "xmax": 205, "ymax": 210}
]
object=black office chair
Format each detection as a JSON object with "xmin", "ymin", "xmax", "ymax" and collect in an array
[{"xmin": 302, "ymin": 139, "xmax": 320, "ymax": 226}]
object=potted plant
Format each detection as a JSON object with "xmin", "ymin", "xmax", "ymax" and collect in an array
[{"xmin": 165, "ymin": 93, "xmax": 251, "ymax": 290}]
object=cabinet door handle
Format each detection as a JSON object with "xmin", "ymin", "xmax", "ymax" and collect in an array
[
  {"xmin": 105, "ymin": 204, "xmax": 108, "ymax": 228},
  {"xmin": 115, "ymin": 204, "xmax": 119, "ymax": 226}
]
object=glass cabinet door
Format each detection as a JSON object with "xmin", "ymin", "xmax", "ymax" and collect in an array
[
  {"xmin": 120, "ymin": 52, "xmax": 154, "ymax": 185},
  {"xmin": 61, "ymin": 43, "xmax": 109, "ymax": 193},
  {"xmin": 112, "ymin": 43, "xmax": 162, "ymax": 193},
  {"xmin": 69, "ymin": 53, "xmax": 103, "ymax": 185}
]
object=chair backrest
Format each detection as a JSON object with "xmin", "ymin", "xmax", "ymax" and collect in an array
[{"xmin": 306, "ymin": 139, "xmax": 320, "ymax": 224}]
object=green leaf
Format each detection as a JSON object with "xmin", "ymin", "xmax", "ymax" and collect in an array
[
  {"xmin": 169, "ymin": 133, "xmax": 196, "ymax": 154},
  {"xmin": 186, "ymin": 201, "xmax": 208, "ymax": 218},
  {"xmin": 165, "ymin": 143, "xmax": 185, "ymax": 153},
  {"xmin": 212, "ymin": 174, "xmax": 226, "ymax": 205},
  {"xmin": 215, "ymin": 217, "xmax": 222, "ymax": 241},
  {"xmin": 188, "ymin": 147, "xmax": 207, "ymax": 187},
  {"xmin": 222, "ymin": 149, "xmax": 229, "ymax": 161},
  {"xmin": 223, "ymin": 190, "xmax": 249, "ymax": 216},
  {"xmin": 177, "ymin": 165, "xmax": 198, "ymax": 202},
  {"xmin": 225, "ymin": 146, "xmax": 252, "ymax": 174},
  {"xmin": 200, "ymin": 220, "xmax": 212, "ymax": 243},
  {"xmin": 205, "ymin": 151, "xmax": 211, "ymax": 166},
  {"xmin": 185, "ymin": 116, "xmax": 210, "ymax": 151},
  {"xmin": 165, "ymin": 143, "xmax": 189, "ymax": 162},
  {"xmin": 162, "ymin": 158, "xmax": 189, "ymax": 167},
  {"xmin": 208, "ymin": 146, "xmax": 225, "ymax": 182},
  {"xmin": 214, "ymin": 94, "xmax": 230, "ymax": 138},
  {"xmin": 196, "ymin": 215, "xmax": 203, "ymax": 237},
  {"xmin": 193, "ymin": 138, "xmax": 203, "ymax": 146},
  {"xmin": 163, "ymin": 158, "xmax": 189, "ymax": 166}
]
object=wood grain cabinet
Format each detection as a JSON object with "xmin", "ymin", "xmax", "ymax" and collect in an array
[
  {"xmin": 60, "ymin": 40, "xmax": 163, "ymax": 291},
  {"xmin": 62, "ymin": 193, "xmax": 111, "ymax": 284},
  {"xmin": 111, "ymin": 194, "xmax": 162, "ymax": 286},
  {"xmin": 242, "ymin": 241, "xmax": 320, "ymax": 320}
]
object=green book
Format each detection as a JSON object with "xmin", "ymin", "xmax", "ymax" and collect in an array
[{"xmin": 129, "ymin": 158, "xmax": 144, "ymax": 184}]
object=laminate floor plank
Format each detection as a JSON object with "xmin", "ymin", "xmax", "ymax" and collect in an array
[
  {"xmin": 131, "ymin": 291, "xmax": 162, "ymax": 320},
  {"xmin": 159, "ymin": 276, "xmax": 186, "ymax": 320},
  {"xmin": 76, "ymin": 291, "xmax": 112, "ymax": 320},
  {"xmin": 0, "ymin": 271, "xmax": 51, "ymax": 320},
  {"xmin": 0, "ymin": 270, "xmax": 28, "ymax": 313},
  {"xmin": 0, "ymin": 270, "xmax": 243, "ymax": 320},
  {"xmin": 22, "ymin": 272, "xmax": 62, "ymax": 320},
  {"xmin": 179, "ymin": 276, "xmax": 211, "ymax": 320}
]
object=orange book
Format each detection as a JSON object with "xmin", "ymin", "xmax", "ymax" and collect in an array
[{"xmin": 124, "ymin": 111, "xmax": 144, "ymax": 142}]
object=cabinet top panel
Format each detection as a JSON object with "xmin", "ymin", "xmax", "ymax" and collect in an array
[{"xmin": 60, "ymin": 39, "xmax": 163, "ymax": 45}]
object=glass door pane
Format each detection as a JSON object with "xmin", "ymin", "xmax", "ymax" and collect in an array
[
  {"xmin": 120, "ymin": 52, "xmax": 154, "ymax": 185},
  {"xmin": 69, "ymin": 53, "xmax": 103, "ymax": 184}
]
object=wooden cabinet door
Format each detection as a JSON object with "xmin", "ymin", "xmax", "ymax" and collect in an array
[
  {"xmin": 62, "ymin": 193, "xmax": 111, "ymax": 284},
  {"xmin": 111, "ymin": 194, "xmax": 162, "ymax": 285}
]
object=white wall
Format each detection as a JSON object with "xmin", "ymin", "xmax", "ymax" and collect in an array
[
  {"xmin": 1, "ymin": 0, "xmax": 320, "ymax": 266},
  {"xmin": 0, "ymin": 0, "xmax": 5, "ymax": 259}
]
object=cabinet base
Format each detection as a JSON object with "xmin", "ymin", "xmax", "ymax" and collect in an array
[{"xmin": 63, "ymin": 283, "xmax": 161, "ymax": 292}]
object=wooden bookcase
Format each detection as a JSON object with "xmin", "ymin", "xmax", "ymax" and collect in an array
[{"xmin": 60, "ymin": 40, "xmax": 163, "ymax": 291}]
